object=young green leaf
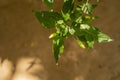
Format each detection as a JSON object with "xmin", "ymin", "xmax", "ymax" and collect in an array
[
  {"xmin": 85, "ymin": 34, "xmax": 95, "ymax": 48},
  {"xmin": 86, "ymin": 41, "xmax": 94, "ymax": 48},
  {"xmin": 98, "ymin": 32, "xmax": 113, "ymax": 43},
  {"xmin": 57, "ymin": 24, "xmax": 69, "ymax": 38},
  {"xmin": 42, "ymin": 0, "xmax": 54, "ymax": 8},
  {"xmin": 32, "ymin": 10, "xmax": 63, "ymax": 28}
]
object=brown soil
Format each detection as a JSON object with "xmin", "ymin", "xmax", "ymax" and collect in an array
[{"xmin": 0, "ymin": 0, "xmax": 120, "ymax": 80}]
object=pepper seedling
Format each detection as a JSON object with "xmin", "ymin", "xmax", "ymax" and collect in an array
[{"xmin": 33, "ymin": 0, "xmax": 112, "ymax": 64}]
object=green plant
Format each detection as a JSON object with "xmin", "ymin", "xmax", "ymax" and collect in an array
[{"xmin": 32, "ymin": 0, "xmax": 112, "ymax": 64}]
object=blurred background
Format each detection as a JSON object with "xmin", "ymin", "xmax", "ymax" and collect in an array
[{"xmin": 0, "ymin": 0, "xmax": 120, "ymax": 80}]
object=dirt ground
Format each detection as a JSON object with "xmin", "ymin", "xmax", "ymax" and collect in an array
[{"xmin": 0, "ymin": 0, "xmax": 120, "ymax": 80}]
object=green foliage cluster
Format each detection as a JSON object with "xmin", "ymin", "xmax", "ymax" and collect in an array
[{"xmin": 33, "ymin": 0, "xmax": 112, "ymax": 63}]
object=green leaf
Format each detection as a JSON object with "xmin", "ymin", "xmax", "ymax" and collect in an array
[
  {"xmin": 82, "ymin": 3, "xmax": 97, "ymax": 14},
  {"xmin": 77, "ymin": 26, "xmax": 112, "ymax": 47},
  {"xmin": 98, "ymin": 32, "xmax": 113, "ymax": 43},
  {"xmin": 32, "ymin": 11, "xmax": 63, "ymax": 28},
  {"xmin": 76, "ymin": 26, "xmax": 100, "ymax": 48},
  {"xmin": 70, "ymin": 11, "xmax": 82, "ymax": 22},
  {"xmin": 62, "ymin": 0, "xmax": 74, "ymax": 21},
  {"xmin": 77, "ymin": 33, "xmax": 95, "ymax": 48},
  {"xmin": 42, "ymin": 0, "xmax": 54, "ymax": 8},
  {"xmin": 62, "ymin": 0, "xmax": 74, "ymax": 13},
  {"xmin": 53, "ymin": 36, "xmax": 64, "ymax": 63}
]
